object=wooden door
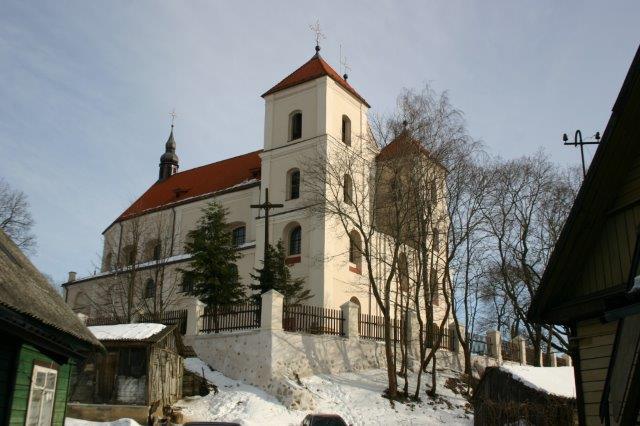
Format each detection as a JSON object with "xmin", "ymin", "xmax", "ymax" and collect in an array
[{"xmin": 97, "ymin": 352, "xmax": 118, "ymax": 402}]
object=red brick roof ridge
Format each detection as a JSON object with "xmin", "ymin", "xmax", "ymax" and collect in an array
[
  {"xmin": 262, "ymin": 53, "xmax": 370, "ymax": 108},
  {"xmin": 107, "ymin": 149, "xmax": 263, "ymax": 230}
]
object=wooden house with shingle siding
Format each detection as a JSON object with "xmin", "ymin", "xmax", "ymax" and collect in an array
[
  {"xmin": 529, "ymin": 44, "xmax": 640, "ymax": 425},
  {"xmin": 0, "ymin": 229, "xmax": 102, "ymax": 425}
]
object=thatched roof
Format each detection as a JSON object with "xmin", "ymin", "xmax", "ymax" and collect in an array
[{"xmin": 0, "ymin": 229, "xmax": 101, "ymax": 349}]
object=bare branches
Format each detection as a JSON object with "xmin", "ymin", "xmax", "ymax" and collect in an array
[{"xmin": 0, "ymin": 178, "xmax": 36, "ymax": 252}]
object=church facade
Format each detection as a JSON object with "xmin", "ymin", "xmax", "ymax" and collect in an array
[{"xmin": 63, "ymin": 48, "xmax": 447, "ymax": 326}]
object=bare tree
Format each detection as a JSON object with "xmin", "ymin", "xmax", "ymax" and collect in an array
[
  {"xmin": 92, "ymin": 212, "xmax": 181, "ymax": 322},
  {"xmin": 0, "ymin": 178, "xmax": 36, "ymax": 252},
  {"xmin": 482, "ymin": 153, "xmax": 579, "ymax": 362}
]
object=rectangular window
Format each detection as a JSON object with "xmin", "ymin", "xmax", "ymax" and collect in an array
[
  {"xmin": 26, "ymin": 365, "xmax": 57, "ymax": 426},
  {"xmin": 232, "ymin": 226, "xmax": 246, "ymax": 247}
]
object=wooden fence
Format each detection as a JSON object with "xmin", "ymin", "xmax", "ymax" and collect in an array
[
  {"xmin": 199, "ymin": 302, "xmax": 261, "ymax": 333},
  {"xmin": 85, "ymin": 309, "xmax": 188, "ymax": 334},
  {"xmin": 358, "ymin": 314, "xmax": 402, "ymax": 342},
  {"xmin": 501, "ymin": 340, "xmax": 520, "ymax": 362},
  {"xmin": 283, "ymin": 304, "xmax": 344, "ymax": 336},
  {"xmin": 424, "ymin": 324, "xmax": 455, "ymax": 351}
]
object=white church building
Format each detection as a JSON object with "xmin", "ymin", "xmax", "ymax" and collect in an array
[{"xmin": 63, "ymin": 45, "xmax": 448, "ymax": 331}]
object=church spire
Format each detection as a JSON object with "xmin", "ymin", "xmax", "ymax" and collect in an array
[{"xmin": 159, "ymin": 116, "xmax": 179, "ymax": 181}]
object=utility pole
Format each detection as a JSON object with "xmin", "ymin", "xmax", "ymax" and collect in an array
[{"xmin": 563, "ymin": 130, "xmax": 601, "ymax": 177}]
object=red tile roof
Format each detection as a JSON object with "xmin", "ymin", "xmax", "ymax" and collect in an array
[
  {"xmin": 112, "ymin": 150, "xmax": 262, "ymax": 226},
  {"xmin": 262, "ymin": 53, "xmax": 370, "ymax": 108}
]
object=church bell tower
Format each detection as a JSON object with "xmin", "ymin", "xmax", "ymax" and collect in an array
[{"xmin": 158, "ymin": 125, "xmax": 179, "ymax": 181}]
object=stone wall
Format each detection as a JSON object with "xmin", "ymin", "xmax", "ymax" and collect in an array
[{"xmin": 184, "ymin": 291, "xmax": 465, "ymax": 409}]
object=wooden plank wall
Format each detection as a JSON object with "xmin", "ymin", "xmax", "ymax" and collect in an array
[
  {"xmin": 8, "ymin": 343, "xmax": 72, "ymax": 426},
  {"xmin": 570, "ymin": 204, "xmax": 640, "ymax": 299},
  {"xmin": 577, "ymin": 319, "xmax": 618, "ymax": 425}
]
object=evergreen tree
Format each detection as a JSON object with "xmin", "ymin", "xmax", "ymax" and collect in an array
[
  {"xmin": 180, "ymin": 202, "xmax": 245, "ymax": 310},
  {"xmin": 250, "ymin": 240, "xmax": 311, "ymax": 305}
]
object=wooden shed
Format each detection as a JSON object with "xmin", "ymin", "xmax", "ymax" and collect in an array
[
  {"xmin": 472, "ymin": 366, "xmax": 576, "ymax": 425},
  {"xmin": 0, "ymin": 229, "xmax": 103, "ymax": 425},
  {"xmin": 70, "ymin": 323, "xmax": 184, "ymax": 411}
]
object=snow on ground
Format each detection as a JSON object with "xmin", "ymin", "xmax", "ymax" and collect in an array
[
  {"xmin": 499, "ymin": 364, "xmax": 575, "ymax": 399},
  {"xmin": 176, "ymin": 358, "xmax": 472, "ymax": 426},
  {"xmin": 65, "ymin": 419, "xmax": 139, "ymax": 426},
  {"xmin": 88, "ymin": 323, "xmax": 166, "ymax": 340}
]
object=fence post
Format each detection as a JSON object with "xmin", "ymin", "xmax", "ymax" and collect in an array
[
  {"xmin": 186, "ymin": 299, "xmax": 205, "ymax": 335},
  {"xmin": 563, "ymin": 353, "xmax": 573, "ymax": 367},
  {"xmin": 513, "ymin": 335, "xmax": 527, "ymax": 365},
  {"xmin": 486, "ymin": 330, "xmax": 502, "ymax": 363},
  {"xmin": 549, "ymin": 353, "xmax": 558, "ymax": 367},
  {"xmin": 261, "ymin": 290, "xmax": 284, "ymax": 331},
  {"xmin": 340, "ymin": 301, "xmax": 359, "ymax": 339}
]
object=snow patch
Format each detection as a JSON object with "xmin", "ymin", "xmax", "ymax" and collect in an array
[
  {"xmin": 177, "ymin": 358, "xmax": 472, "ymax": 425},
  {"xmin": 88, "ymin": 323, "xmax": 166, "ymax": 340},
  {"xmin": 499, "ymin": 364, "xmax": 575, "ymax": 399}
]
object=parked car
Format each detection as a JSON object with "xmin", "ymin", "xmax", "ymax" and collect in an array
[
  {"xmin": 183, "ymin": 423, "xmax": 241, "ymax": 426},
  {"xmin": 301, "ymin": 414, "xmax": 348, "ymax": 426}
]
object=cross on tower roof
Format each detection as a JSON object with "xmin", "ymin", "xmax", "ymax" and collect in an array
[
  {"xmin": 169, "ymin": 109, "xmax": 177, "ymax": 127},
  {"xmin": 309, "ymin": 19, "xmax": 326, "ymax": 53},
  {"xmin": 340, "ymin": 55, "xmax": 351, "ymax": 80}
]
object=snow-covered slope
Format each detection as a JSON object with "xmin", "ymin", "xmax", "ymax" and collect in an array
[{"xmin": 176, "ymin": 358, "xmax": 472, "ymax": 426}]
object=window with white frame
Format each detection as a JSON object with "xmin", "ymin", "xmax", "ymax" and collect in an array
[{"xmin": 26, "ymin": 364, "xmax": 58, "ymax": 426}]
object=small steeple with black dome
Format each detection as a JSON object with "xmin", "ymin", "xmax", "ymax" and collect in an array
[{"xmin": 159, "ymin": 122, "xmax": 179, "ymax": 181}]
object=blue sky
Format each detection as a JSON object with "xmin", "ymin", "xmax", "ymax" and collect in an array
[{"xmin": 1, "ymin": 1, "xmax": 638, "ymax": 284}]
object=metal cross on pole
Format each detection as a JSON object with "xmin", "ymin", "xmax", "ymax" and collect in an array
[
  {"xmin": 562, "ymin": 130, "xmax": 601, "ymax": 177},
  {"xmin": 169, "ymin": 109, "xmax": 177, "ymax": 127},
  {"xmin": 250, "ymin": 188, "xmax": 283, "ymax": 263}
]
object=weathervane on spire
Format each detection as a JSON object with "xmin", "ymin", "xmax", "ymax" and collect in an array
[
  {"xmin": 169, "ymin": 109, "xmax": 177, "ymax": 127},
  {"xmin": 340, "ymin": 55, "xmax": 351, "ymax": 80},
  {"xmin": 309, "ymin": 19, "xmax": 325, "ymax": 52}
]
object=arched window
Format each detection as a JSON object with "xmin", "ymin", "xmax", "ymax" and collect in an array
[
  {"xmin": 287, "ymin": 169, "xmax": 300, "ymax": 200},
  {"xmin": 231, "ymin": 225, "xmax": 246, "ymax": 247},
  {"xmin": 343, "ymin": 174, "xmax": 353, "ymax": 204},
  {"xmin": 181, "ymin": 273, "xmax": 194, "ymax": 293},
  {"xmin": 289, "ymin": 111, "xmax": 302, "ymax": 141},
  {"xmin": 104, "ymin": 252, "xmax": 113, "ymax": 271},
  {"xmin": 288, "ymin": 225, "xmax": 302, "ymax": 256},
  {"xmin": 145, "ymin": 239, "xmax": 161, "ymax": 261},
  {"xmin": 349, "ymin": 230, "xmax": 362, "ymax": 272},
  {"xmin": 398, "ymin": 253, "xmax": 409, "ymax": 292},
  {"xmin": 341, "ymin": 115, "xmax": 351, "ymax": 145},
  {"xmin": 122, "ymin": 245, "xmax": 136, "ymax": 266},
  {"xmin": 145, "ymin": 278, "xmax": 156, "ymax": 299}
]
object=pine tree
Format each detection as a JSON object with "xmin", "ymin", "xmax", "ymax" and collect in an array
[
  {"xmin": 250, "ymin": 240, "xmax": 311, "ymax": 305},
  {"xmin": 180, "ymin": 202, "xmax": 245, "ymax": 311}
]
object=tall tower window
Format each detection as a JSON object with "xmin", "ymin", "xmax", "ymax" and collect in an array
[
  {"xmin": 342, "ymin": 115, "xmax": 351, "ymax": 145},
  {"xmin": 144, "ymin": 278, "xmax": 156, "ymax": 299},
  {"xmin": 289, "ymin": 225, "xmax": 302, "ymax": 256},
  {"xmin": 288, "ymin": 169, "xmax": 301, "ymax": 200},
  {"xmin": 289, "ymin": 111, "xmax": 302, "ymax": 141},
  {"xmin": 343, "ymin": 174, "xmax": 353, "ymax": 204}
]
